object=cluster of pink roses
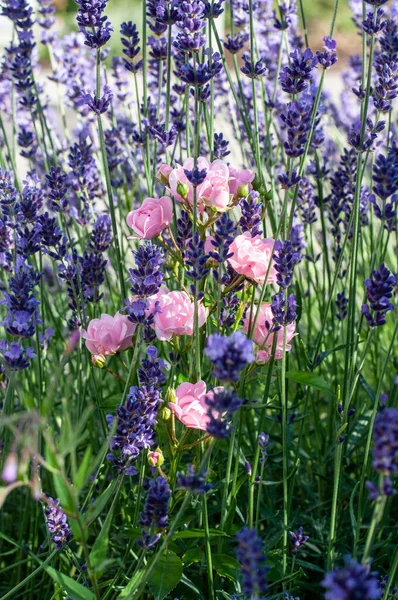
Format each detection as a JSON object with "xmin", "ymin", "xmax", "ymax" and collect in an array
[
  {"xmin": 81, "ymin": 154, "xmax": 298, "ymax": 435},
  {"xmin": 125, "ymin": 157, "xmax": 254, "ymax": 240},
  {"xmin": 82, "ymin": 288, "xmax": 207, "ymax": 359}
]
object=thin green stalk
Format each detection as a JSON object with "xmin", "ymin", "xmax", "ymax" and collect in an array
[
  {"xmin": 281, "ymin": 291, "xmax": 289, "ymax": 579},
  {"xmin": 248, "ymin": 337, "xmax": 278, "ymax": 528},
  {"xmin": 362, "ymin": 489, "xmax": 387, "ymax": 564},
  {"xmin": 202, "ymin": 442, "xmax": 215, "ymax": 600}
]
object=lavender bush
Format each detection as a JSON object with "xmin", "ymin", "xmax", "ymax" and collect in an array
[{"xmin": 0, "ymin": 0, "xmax": 397, "ymax": 597}]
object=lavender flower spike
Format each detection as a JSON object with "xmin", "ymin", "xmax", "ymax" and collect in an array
[
  {"xmin": 44, "ymin": 496, "xmax": 72, "ymax": 549},
  {"xmin": 205, "ymin": 331, "xmax": 255, "ymax": 382},
  {"xmin": 322, "ymin": 557, "xmax": 381, "ymax": 600}
]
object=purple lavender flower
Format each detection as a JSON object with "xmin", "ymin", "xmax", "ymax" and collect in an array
[
  {"xmin": 239, "ymin": 190, "xmax": 263, "ymax": 236},
  {"xmin": 176, "ymin": 210, "xmax": 191, "ymax": 255},
  {"xmin": 184, "ymin": 166, "xmax": 207, "ymax": 186},
  {"xmin": 120, "ymin": 21, "xmax": 142, "ymax": 72},
  {"xmin": 280, "ymin": 101, "xmax": 313, "ymax": 158},
  {"xmin": 1, "ymin": 0, "xmax": 35, "ymax": 29},
  {"xmin": 271, "ymin": 292, "xmax": 297, "ymax": 325},
  {"xmin": 186, "ymin": 231, "xmax": 209, "ymax": 284},
  {"xmin": 149, "ymin": 122, "xmax": 178, "ymax": 148},
  {"xmin": 1, "ymin": 259, "xmax": 41, "ymax": 339},
  {"xmin": 81, "ymin": 85, "xmax": 113, "ymax": 115},
  {"xmin": 0, "ymin": 340, "xmax": 36, "ymax": 370},
  {"xmin": 205, "ymin": 387, "xmax": 243, "ymax": 438},
  {"xmin": 279, "ymin": 48, "xmax": 317, "ymax": 95},
  {"xmin": 44, "ymin": 496, "xmax": 72, "ymax": 549},
  {"xmin": 138, "ymin": 346, "xmax": 166, "ymax": 387},
  {"xmin": 297, "ymin": 177, "xmax": 317, "ymax": 223},
  {"xmin": 178, "ymin": 53, "xmax": 223, "ymax": 87},
  {"xmin": 209, "ymin": 212, "xmax": 237, "ymax": 265},
  {"xmin": 45, "ymin": 166, "xmax": 68, "ymax": 213},
  {"xmin": 290, "ymin": 224, "xmax": 306, "ymax": 259},
  {"xmin": 80, "ymin": 215, "xmax": 112, "ymax": 303},
  {"xmin": 205, "ymin": 331, "xmax": 254, "ymax": 381},
  {"xmin": 373, "ymin": 61, "xmax": 398, "ymax": 113},
  {"xmin": 361, "ymin": 263, "xmax": 396, "ymax": 327},
  {"xmin": 336, "ymin": 292, "xmax": 348, "ymax": 321},
  {"xmin": 289, "ymin": 526, "xmax": 309, "ymax": 555},
  {"xmin": 220, "ymin": 293, "xmax": 240, "ymax": 328},
  {"xmin": 107, "ymin": 384, "xmax": 162, "ymax": 473},
  {"xmin": 373, "ymin": 408, "xmax": 398, "ymax": 475},
  {"xmin": 127, "ymin": 242, "xmax": 164, "ymax": 298},
  {"xmin": 322, "ymin": 558, "xmax": 382, "ymax": 600},
  {"xmin": 223, "ymin": 32, "xmax": 249, "ymax": 54},
  {"xmin": 37, "ymin": 0, "xmax": 56, "ymax": 43},
  {"xmin": 258, "ymin": 432, "xmax": 269, "ymax": 462},
  {"xmin": 138, "ymin": 476, "xmax": 170, "ymax": 549},
  {"xmin": 372, "ymin": 147, "xmax": 398, "ymax": 200},
  {"xmin": 177, "ymin": 464, "xmax": 212, "ymax": 494},
  {"xmin": 236, "ymin": 527, "xmax": 269, "ymax": 598},
  {"xmin": 316, "ymin": 37, "xmax": 338, "ymax": 69},
  {"xmin": 273, "ymin": 0, "xmax": 297, "ymax": 30},
  {"xmin": 370, "ymin": 194, "xmax": 397, "ymax": 232},
  {"xmin": 240, "ymin": 53, "xmax": 268, "ymax": 79},
  {"xmin": 279, "ymin": 168, "xmax": 301, "ymax": 189},
  {"xmin": 75, "ymin": 0, "xmax": 113, "ymax": 49},
  {"xmin": 213, "ymin": 132, "xmax": 230, "ymax": 159},
  {"xmin": 273, "ymin": 240, "xmax": 301, "ymax": 289}
]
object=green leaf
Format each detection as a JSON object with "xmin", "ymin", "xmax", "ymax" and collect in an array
[
  {"xmin": 285, "ymin": 371, "xmax": 335, "ymax": 397},
  {"xmin": 148, "ymin": 550, "xmax": 183, "ymax": 600},
  {"xmin": 40, "ymin": 564, "xmax": 96, "ymax": 600},
  {"xmin": 182, "ymin": 547, "xmax": 203, "ymax": 566},
  {"xmin": 211, "ymin": 554, "xmax": 240, "ymax": 582},
  {"xmin": 315, "ymin": 341, "xmax": 364, "ymax": 369},
  {"xmin": 359, "ymin": 374, "xmax": 376, "ymax": 402},
  {"xmin": 173, "ymin": 528, "xmax": 227, "ymax": 539},
  {"xmin": 84, "ymin": 481, "xmax": 116, "ymax": 527},
  {"xmin": 350, "ymin": 481, "xmax": 360, "ymax": 537},
  {"xmin": 75, "ymin": 446, "xmax": 93, "ymax": 490},
  {"xmin": 118, "ymin": 568, "xmax": 145, "ymax": 599},
  {"xmin": 89, "ymin": 487, "xmax": 119, "ymax": 574}
]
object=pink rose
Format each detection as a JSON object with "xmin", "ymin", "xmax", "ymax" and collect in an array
[
  {"xmin": 228, "ymin": 232, "xmax": 277, "ymax": 284},
  {"xmin": 228, "ymin": 166, "xmax": 255, "ymax": 198},
  {"xmin": 170, "ymin": 380, "xmax": 209, "ymax": 430},
  {"xmin": 126, "ymin": 196, "xmax": 173, "ymax": 240},
  {"xmin": 168, "ymin": 157, "xmax": 231, "ymax": 212},
  {"xmin": 147, "ymin": 287, "xmax": 207, "ymax": 341},
  {"xmin": 82, "ymin": 312, "xmax": 135, "ymax": 355},
  {"xmin": 157, "ymin": 164, "xmax": 173, "ymax": 185},
  {"xmin": 200, "ymin": 159, "xmax": 231, "ymax": 211},
  {"xmin": 168, "ymin": 156, "xmax": 209, "ymax": 208},
  {"xmin": 242, "ymin": 302, "xmax": 296, "ymax": 362}
]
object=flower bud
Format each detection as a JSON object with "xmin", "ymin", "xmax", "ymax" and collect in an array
[
  {"xmin": 156, "ymin": 164, "xmax": 172, "ymax": 185},
  {"xmin": 148, "ymin": 448, "xmax": 164, "ymax": 467},
  {"xmin": 2, "ymin": 453, "xmax": 18, "ymax": 483},
  {"xmin": 177, "ymin": 181, "xmax": 190, "ymax": 200},
  {"xmin": 165, "ymin": 388, "xmax": 177, "ymax": 404},
  {"xmin": 92, "ymin": 354, "xmax": 106, "ymax": 368},
  {"xmin": 237, "ymin": 183, "xmax": 250, "ymax": 198},
  {"xmin": 159, "ymin": 406, "xmax": 172, "ymax": 421}
]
